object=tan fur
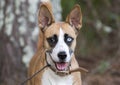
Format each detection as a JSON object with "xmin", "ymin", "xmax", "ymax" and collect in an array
[
  {"xmin": 28, "ymin": 1, "xmax": 82, "ymax": 85},
  {"xmin": 71, "ymin": 56, "xmax": 82, "ymax": 84}
]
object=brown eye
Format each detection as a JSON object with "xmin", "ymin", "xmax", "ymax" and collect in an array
[{"xmin": 47, "ymin": 34, "xmax": 58, "ymax": 47}]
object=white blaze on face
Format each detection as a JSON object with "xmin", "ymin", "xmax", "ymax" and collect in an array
[
  {"xmin": 41, "ymin": 0, "xmax": 50, "ymax": 2},
  {"xmin": 51, "ymin": 28, "xmax": 71, "ymax": 62}
]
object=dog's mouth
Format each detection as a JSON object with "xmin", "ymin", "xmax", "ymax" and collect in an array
[
  {"xmin": 55, "ymin": 62, "xmax": 69, "ymax": 71},
  {"xmin": 47, "ymin": 52, "xmax": 70, "ymax": 71}
]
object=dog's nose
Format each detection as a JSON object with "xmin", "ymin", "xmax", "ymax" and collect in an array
[{"xmin": 58, "ymin": 51, "xmax": 67, "ymax": 60}]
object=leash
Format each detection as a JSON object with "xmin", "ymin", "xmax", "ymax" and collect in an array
[
  {"xmin": 20, "ymin": 49, "xmax": 88, "ymax": 85},
  {"xmin": 70, "ymin": 66, "xmax": 88, "ymax": 74},
  {"xmin": 20, "ymin": 64, "xmax": 50, "ymax": 85},
  {"xmin": 20, "ymin": 64, "xmax": 88, "ymax": 85}
]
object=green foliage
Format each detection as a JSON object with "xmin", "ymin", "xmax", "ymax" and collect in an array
[
  {"xmin": 61, "ymin": 0, "xmax": 120, "ymax": 56},
  {"xmin": 97, "ymin": 61, "xmax": 110, "ymax": 74},
  {"xmin": 61, "ymin": 0, "xmax": 76, "ymax": 20}
]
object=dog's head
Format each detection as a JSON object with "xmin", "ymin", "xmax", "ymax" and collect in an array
[{"xmin": 38, "ymin": 3, "xmax": 82, "ymax": 72}]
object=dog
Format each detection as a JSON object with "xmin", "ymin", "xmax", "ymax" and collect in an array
[{"xmin": 27, "ymin": 0, "xmax": 82, "ymax": 85}]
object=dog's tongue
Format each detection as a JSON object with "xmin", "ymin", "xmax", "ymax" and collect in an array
[{"xmin": 56, "ymin": 62, "xmax": 68, "ymax": 71}]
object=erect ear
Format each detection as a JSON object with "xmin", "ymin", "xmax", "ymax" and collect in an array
[
  {"xmin": 38, "ymin": 3, "xmax": 55, "ymax": 31},
  {"xmin": 66, "ymin": 4, "xmax": 82, "ymax": 32}
]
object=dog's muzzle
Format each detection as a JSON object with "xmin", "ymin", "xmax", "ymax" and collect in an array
[{"xmin": 45, "ymin": 49, "xmax": 71, "ymax": 76}]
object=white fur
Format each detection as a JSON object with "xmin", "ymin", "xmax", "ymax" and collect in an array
[
  {"xmin": 41, "ymin": 0, "xmax": 50, "ymax": 2},
  {"xmin": 42, "ymin": 68, "xmax": 73, "ymax": 85},
  {"xmin": 50, "ymin": 28, "xmax": 71, "ymax": 62}
]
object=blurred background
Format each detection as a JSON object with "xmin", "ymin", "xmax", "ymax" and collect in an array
[{"xmin": 0, "ymin": 0, "xmax": 120, "ymax": 85}]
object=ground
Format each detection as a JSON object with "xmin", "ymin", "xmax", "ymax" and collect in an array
[{"xmin": 77, "ymin": 54, "xmax": 120, "ymax": 85}]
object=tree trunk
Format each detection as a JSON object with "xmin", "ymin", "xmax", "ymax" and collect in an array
[{"xmin": 0, "ymin": 0, "xmax": 61, "ymax": 85}]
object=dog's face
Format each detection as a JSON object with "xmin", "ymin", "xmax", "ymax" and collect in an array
[
  {"xmin": 38, "ymin": 3, "xmax": 82, "ymax": 71},
  {"xmin": 44, "ymin": 23, "xmax": 76, "ymax": 71}
]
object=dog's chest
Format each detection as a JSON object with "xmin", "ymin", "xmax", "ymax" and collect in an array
[{"xmin": 42, "ymin": 69, "xmax": 73, "ymax": 85}]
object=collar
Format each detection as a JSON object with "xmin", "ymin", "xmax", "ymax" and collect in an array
[
  {"xmin": 49, "ymin": 66, "xmax": 70, "ymax": 76},
  {"xmin": 49, "ymin": 64, "xmax": 88, "ymax": 76}
]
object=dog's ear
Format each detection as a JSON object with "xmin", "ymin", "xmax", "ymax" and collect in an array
[
  {"xmin": 66, "ymin": 4, "xmax": 82, "ymax": 32},
  {"xmin": 38, "ymin": 3, "xmax": 55, "ymax": 31}
]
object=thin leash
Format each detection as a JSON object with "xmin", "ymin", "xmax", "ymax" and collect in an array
[
  {"xmin": 20, "ymin": 49, "xmax": 88, "ymax": 85},
  {"xmin": 20, "ymin": 64, "xmax": 88, "ymax": 85},
  {"xmin": 20, "ymin": 64, "xmax": 50, "ymax": 85},
  {"xmin": 20, "ymin": 48, "xmax": 49, "ymax": 85},
  {"xmin": 20, "ymin": 48, "xmax": 50, "ymax": 85}
]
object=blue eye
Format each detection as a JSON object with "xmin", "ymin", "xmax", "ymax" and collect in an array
[
  {"xmin": 67, "ymin": 37, "xmax": 72, "ymax": 42},
  {"xmin": 64, "ymin": 34, "xmax": 73, "ymax": 46}
]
